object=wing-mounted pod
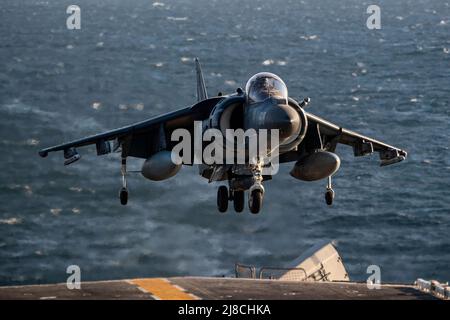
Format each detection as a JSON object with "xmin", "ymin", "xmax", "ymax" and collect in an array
[
  {"xmin": 96, "ymin": 140, "xmax": 111, "ymax": 156},
  {"xmin": 141, "ymin": 124, "xmax": 182, "ymax": 181},
  {"xmin": 380, "ymin": 149, "xmax": 407, "ymax": 167},
  {"xmin": 141, "ymin": 150, "xmax": 181, "ymax": 181},
  {"xmin": 63, "ymin": 147, "xmax": 81, "ymax": 166},
  {"xmin": 353, "ymin": 138, "xmax": 407, "ymax": 166},
  {"xmin": 290, "ymin": 150, "xmax": 341, "ymax": 181},
  {"xmin": 353, "ymin": 139, "xmax": 374, "ymax": 157}
]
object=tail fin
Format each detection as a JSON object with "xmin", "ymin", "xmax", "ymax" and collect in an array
[{"xmin": 195, "ymin": 58, "xmax": 208, "ymax": 102}]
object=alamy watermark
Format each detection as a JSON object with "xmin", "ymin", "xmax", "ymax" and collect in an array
[
  {"xmin": 170, "ymin": 121, "xmax": 280, "ymax": 175},
  {"xmin": 366, "ymin": 5, "xmax": 381, "ymax": 29},
  {"xmin": 367, "ymin": 265, "xmax": 381, "ymax": 289},
  {"xmin": 66, "ymin": 5, "xmax": 81, "ymax": 30},
  {"xmin": 66, "ymin": 5, "xmax": 381, "ymax": 31},
  {"xmin": 66, "ymin": 265, "xmax": 81, "ymax": 289}
]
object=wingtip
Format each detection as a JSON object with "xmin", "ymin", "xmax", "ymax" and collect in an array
[
  {"xmin": 380, "ymin": 154, "xmax": 406, "ymax": 167},
  {"xmin": 38, "ymin": 150, "xmax": 48, "ymax": 158}
]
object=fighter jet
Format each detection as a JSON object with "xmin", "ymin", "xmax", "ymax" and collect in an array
[{"xmin": 38, "ymin": 58, "xmax": 407, "ymax": 214}]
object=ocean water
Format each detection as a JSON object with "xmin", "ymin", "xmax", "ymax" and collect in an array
[{"xmin": 0, "ymin": 0, "xmax": 449, "ymax": 285}]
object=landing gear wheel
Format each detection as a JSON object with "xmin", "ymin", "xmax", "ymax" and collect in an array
[
  {"xmin": 233, "ymin": 190, "xmax": 245, "ymax": 213},
  {"xmin": 249, "ymin": 190, "xmax": 263, "ymax": 214},
  {"xmin": 119, "ymin": 187, "xmax": 128, "ymax": 205},
  {"xmin": 325, "ymin": 189, "xmax": 334, "ymax": 206},
  {"xmin": 217, "ymin": 186, "xmax": 229, "ymax": 212}
]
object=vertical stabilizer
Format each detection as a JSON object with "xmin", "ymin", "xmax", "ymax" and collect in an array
[{"xmin": 195, "ymin": 58, "xmax": 208, "ymax": 102}]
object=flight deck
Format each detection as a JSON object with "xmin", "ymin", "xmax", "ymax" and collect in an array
[
  {"xmin": 0, "ymin": 277, "xmax": 437, "ymax": 300},
  {"xmin": 1, "ymin": 242, "xmax": 446, "ymax": 300}
]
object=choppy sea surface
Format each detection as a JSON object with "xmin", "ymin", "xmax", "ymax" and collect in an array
[{"xmin": 0, "ymin": 0, "xmax": 449, "ymax": 285}]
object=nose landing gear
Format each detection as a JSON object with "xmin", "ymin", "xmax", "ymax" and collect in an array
[
  {"xmin": 248, "ymin": 162, "xmax": 264, "ymax": 214},
  {"xmin": 248, "ymin": 188, "xmax": 263, "ymax": 214}
]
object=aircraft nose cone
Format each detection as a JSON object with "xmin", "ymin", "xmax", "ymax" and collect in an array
[{"xmin": 265, "ymin": 105, "xmax": 301, "ymax": 141}]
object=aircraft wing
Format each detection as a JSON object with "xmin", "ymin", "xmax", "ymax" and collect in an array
[
  {"xmin": 305, "ymin": 112, "xmax": 407, "ymax": 166},
  {"xmin": 38, "ymin": 98, "xmax": 221, "ymax": 163}
]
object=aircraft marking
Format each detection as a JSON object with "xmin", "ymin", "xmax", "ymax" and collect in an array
[{"xmin": 130, "ymin": 278, "xmax": 198, "ymax": 300}]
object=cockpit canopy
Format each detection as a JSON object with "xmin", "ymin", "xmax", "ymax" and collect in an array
[{"xmin": 245, "ymin": 72, "xmax": 288, "ymax": 105}]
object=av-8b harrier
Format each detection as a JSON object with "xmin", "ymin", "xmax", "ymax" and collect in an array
[{"xmin": 39, "ymin": 59, "xmax": 407, "ymax": 214}]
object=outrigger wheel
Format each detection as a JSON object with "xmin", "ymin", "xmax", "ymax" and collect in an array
[
  {"xmin": 325, "ymin": 188, "xmax": 334, "ymax": 205},
  {"xmin": 119, "ymin": 157, "xmax": 128, "ymax": 205},
  {"xmin": 217, "ymin": 185, "xmax": 229, "ymax": 212},
  {"xmin": 325, "ymin": 176, "xmax": 334, "ymax": 206},
  {"xmin": 233, "ymin": 190, "xmax": 245, "ymax": 213},
  {"xmin": 249, "ymin": 189, "xmax": 263, "ymax": 214},
  {"xmin": 119, "ymin": 187, "xmax": 128, "ymax": 205}
]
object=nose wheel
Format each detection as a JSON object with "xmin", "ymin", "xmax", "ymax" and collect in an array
[
  {"xmin": 119, "ymin": 157, "xmax": 129, "ymax": 205},
  {"xmin": 119, "ymin": 187, "xmax": 128, "ymax": 205},
  {"xmin": 325, "ymin": 176, "xmax": 334, "ymax": 206},
  {"xmin": 248, "ymin": 163, "xmax": 264, "ymax": 214},
  {"xmin": 248, "ymin": 189, "xmax": 263, "ymax": 214}
]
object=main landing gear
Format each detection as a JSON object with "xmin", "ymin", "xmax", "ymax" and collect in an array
[
  {"xmin": 119, "ymin": 157, "xmax": 128, "ymax": 205},
  {"xmin": 217, "ymin": 186, "xmax": 245, "ymax": 213},
  {"xmin": 217, "ymin": 163, "xmax": 265, "ymax": 214},
  {"xmin": 217, "ymin": 185, "xmax": 261, "ymax": 214},
  {"xmin": 217, "ymin": 185, "xmax": 228, "ymax": 212},
  {"xmin": 325, "ymin": 176, "xmax": 334, "ymax": 206}
]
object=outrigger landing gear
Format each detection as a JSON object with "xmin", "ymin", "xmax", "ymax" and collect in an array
[
  {"xmin": 119, "ymin": 157, "xmax": 128, "ymax": 205},
  {"xmin": 325, "ymin": 176, "xmax": 334, "ymax": 206}
]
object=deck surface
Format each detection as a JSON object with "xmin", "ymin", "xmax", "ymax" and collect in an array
[{"xmin": 0, "ymin": 277, "xmax": 436, "ymax": 300}]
